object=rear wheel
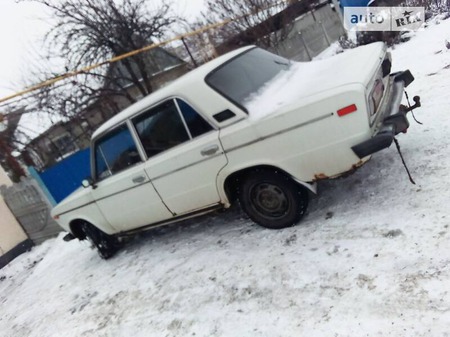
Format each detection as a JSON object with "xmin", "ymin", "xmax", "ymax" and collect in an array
[
  {"xmin": 239, "ymin": 170, "xmax": 309, "ymax": 229},
  {"xmin": 80, "ymin": 222, "xmax": 118, "ymax": 259}
]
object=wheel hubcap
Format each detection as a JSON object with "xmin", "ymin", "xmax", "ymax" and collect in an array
[{"xmin": 250, "ymin": 183, "xmax": 289, "ymax": 218}]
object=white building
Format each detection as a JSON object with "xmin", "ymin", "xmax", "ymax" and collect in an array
[{"xmin": 0, "ymin": 166, "xmax": 31, "ymax": 269}]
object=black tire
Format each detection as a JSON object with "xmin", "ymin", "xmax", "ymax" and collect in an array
[
  {"xmin": 80, "ymin": 222, "xmax": 118, "ymax": 259},
  {"xmin": 239, "ymin": 170, "xmax": 309, "ymax": 229}
]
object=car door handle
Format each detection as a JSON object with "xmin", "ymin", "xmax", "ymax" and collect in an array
[
  {"xmin": 132, "ymin": 175, "xmax": 146, "ymax": 184},
  {"xmin": 201, "ymin": 144, "xmax": 219, "ymax": 156}
]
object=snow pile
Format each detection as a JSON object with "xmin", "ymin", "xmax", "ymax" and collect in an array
[
  {"xmin": 244, "ymin": 61, "xmax": 333, "ymax": 121},
  {"xmin": 2, "ymin": 19, "xmax": 450, "ymax": 337},
  {"xmin": 313, "ymin": 41, "xmax": 343, "ymax": 60},
  {"xmin": 244, "ymin": 64, "xmax": 302, "ymax": 120}
]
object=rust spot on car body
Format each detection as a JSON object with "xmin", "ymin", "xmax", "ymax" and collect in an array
[
  {"xmin": 314, "ymin": 173, "xmax": 329, "ymax": 181},
  {"xmin": 352, "ymin": 160, "xmax": 365, "ymax": 170},
  {"xmin": 338, "ymin": 160, "xmax": 367, "ymax": 179},
  {"xmin": 313, "ymin": 160, "xmax": 368, "ymax": 182}
]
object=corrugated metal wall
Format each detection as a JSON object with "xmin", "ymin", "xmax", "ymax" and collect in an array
[{"xmin": 39, "ymin": 148, "xmax": 91, "ymax": 203}]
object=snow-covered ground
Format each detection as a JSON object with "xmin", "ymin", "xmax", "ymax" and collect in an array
[{"xmin": 2, "ymin": 19, "xmax": 450, "ymax": 337}]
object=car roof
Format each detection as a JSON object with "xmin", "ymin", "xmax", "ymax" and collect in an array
[{"xmin": 92, "ymin": 45, "xmax": 255, "ymax": 139}]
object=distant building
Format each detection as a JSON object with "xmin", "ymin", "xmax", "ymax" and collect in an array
[
  {"xmin": 215, "ymin": 1, "xmax": 327, "ymax": 55},
  {"xmin": 0, "ymin": 165, "xmax": 31, "ymax": 269}
]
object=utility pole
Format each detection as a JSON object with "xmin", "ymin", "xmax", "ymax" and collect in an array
[{"xmin": 331, "ymin": 0, "xmax": 344, "ymax": 24}]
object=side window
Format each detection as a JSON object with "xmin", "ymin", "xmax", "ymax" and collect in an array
[
  {"xmin": 94, "ymin": 124, "xmax": 141, "ymax": 180},
  {"xmin": 176, "ymin": 99, "xmax": 213, "ymax": 138},
  {"xmin": 133, "ymin": 100, "xmax": 190, "ymax": 159}
]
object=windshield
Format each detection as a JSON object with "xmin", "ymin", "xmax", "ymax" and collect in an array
[{"xmin": 206, "ymin": 48, "xmax": 291, "ymax": 111}]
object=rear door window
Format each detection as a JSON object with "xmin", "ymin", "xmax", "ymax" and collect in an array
[
  {"xmin": 133, "ymin": 100, "xmax": 190, "ymax": 159},
  {"xmin": 176, "ymin": 99, "xmax": 213, "ymax": 138}
]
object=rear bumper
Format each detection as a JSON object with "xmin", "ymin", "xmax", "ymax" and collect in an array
[{"xmin": 352, "ymin": 70, "xmax": 415, "ymax": 159}]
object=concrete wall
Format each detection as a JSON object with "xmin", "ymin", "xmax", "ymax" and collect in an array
[
  {"xmin": 273, "ymin": 5, "xmax": 345, "ymax": 61},
  {"xmin": 0, "ymin": 166, "xmax": 30, "ymax": 266}
]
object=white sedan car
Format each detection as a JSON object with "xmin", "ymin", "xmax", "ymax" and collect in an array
[{"xmin": 52, "ymin": 43, "xmax": 420, "ymax": 258}]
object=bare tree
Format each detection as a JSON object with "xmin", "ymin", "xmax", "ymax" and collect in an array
[
  {"xmin": 0, "ymin": 140, "xmax": 26, "ymax": 182},
  {"xmin": 200, "ymin": 0, "xmax": 318, "ymax": 53},
  {"xmin": 405, "ymin": 0, "xmax": 450, "ymax": 10},
  {"xmin": 22, "ymin": 0, "xmax": 180, "ymax": 99},
  {"xmin": 6, "ymin": 0, "xmax": 183, "ymax": 170},
  {"xmin": 0, "ymin": 107, "xmax": 28, "ymax": 181}
]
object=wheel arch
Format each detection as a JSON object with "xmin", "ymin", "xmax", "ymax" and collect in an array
[
  {"xmin": 69, "ymin": 219, "xmax": 91, "ymax": 240},
  {"xmin": 69, "ymin": 218, "xmax": 118, "ymax": 259},
  {"xmin": 222, "ymin": 164, "xmax": 316, "ymax": 204}
]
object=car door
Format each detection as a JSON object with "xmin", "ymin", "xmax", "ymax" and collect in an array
[
  {"xmin": 131, "ymin": 98, "xmax": 228, "ymax": 216},
  {"xmin": 90, "ymin": 123, "xmax": 173, "ymax": 231}
]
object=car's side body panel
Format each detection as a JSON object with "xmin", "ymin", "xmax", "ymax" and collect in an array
[
  {"xmin": 143, "ymin": 129, "xmax": 228, "ymax": 216},
  {"xmin": 51, "ymin": 186, "xmax": 103, "ymax": 232},
  {"xmin": 217, "ymin": 85, "xmax": 370, "ymax": 188},
  {"xmin": 90, "ymin": 164, "xmax": 173, "ymax": 232}
]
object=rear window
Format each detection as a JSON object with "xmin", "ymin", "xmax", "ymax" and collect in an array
[{"xmin": 206, "ymin": 48, "xmax": 291, "ymax": 111}]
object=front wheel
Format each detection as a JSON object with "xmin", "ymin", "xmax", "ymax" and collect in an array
[
  {"xmin": 239, "ymin": 170, "xmax": 309, "ymax": 229},
  {"xmin": 80, "ymin": 222, "xmax": 118, "ymax": 259}
]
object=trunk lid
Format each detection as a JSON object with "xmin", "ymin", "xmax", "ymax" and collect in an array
[
  {"xmin": 245, "ymin": 42, "xmax": 387, "ymax": 120},
  {"xmin": 299, "ymin": 42, "xmax": 386, "ymax": 94}
]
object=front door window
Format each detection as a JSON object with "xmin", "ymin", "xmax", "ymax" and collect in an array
[{"xmin": 94, "ymin": 124, "xmax": 141, "ymax": 180}]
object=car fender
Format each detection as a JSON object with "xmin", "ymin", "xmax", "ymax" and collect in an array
[{"xmin": 216, "ymin": 161, "xmax": 317, "ymax": 206}]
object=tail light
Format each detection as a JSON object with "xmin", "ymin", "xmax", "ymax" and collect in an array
[
  {"xmin": 337, "ymin": 104, "xmax": 357, "ymax": 117},
  {"xmin": 370, "ymin": 79, "xmax": 385, "ymax": 116}
]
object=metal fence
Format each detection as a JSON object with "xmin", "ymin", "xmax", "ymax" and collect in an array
[
  {"xmin": 38, "ymin": 148, "xmax": 91, "ymax": 204},
  {"xmin": 0, "ymin": 178, "xmax": 61, "ymax": 245}
]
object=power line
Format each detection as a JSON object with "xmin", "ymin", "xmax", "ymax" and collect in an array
[
  {"xmin": 0, "ymin": 81, "xmax": 71, "ymax": 111},
  {"xmin": 0, "ymin": 0, "xmax": 290, "ymax": 105}
]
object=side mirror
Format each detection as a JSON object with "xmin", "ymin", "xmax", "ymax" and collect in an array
[{"xmin": 82, "ymin": 178, "xmax": 95, "ymax": 189}]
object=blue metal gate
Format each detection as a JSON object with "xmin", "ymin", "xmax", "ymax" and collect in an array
[{"xmin": 37, "ymin": 148, "xmax": 91, "ymax": 203}]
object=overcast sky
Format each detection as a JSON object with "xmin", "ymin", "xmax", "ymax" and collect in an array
[{"xmin": 0, "ymin": 0, "xmax": 206, "ymax": 100}]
